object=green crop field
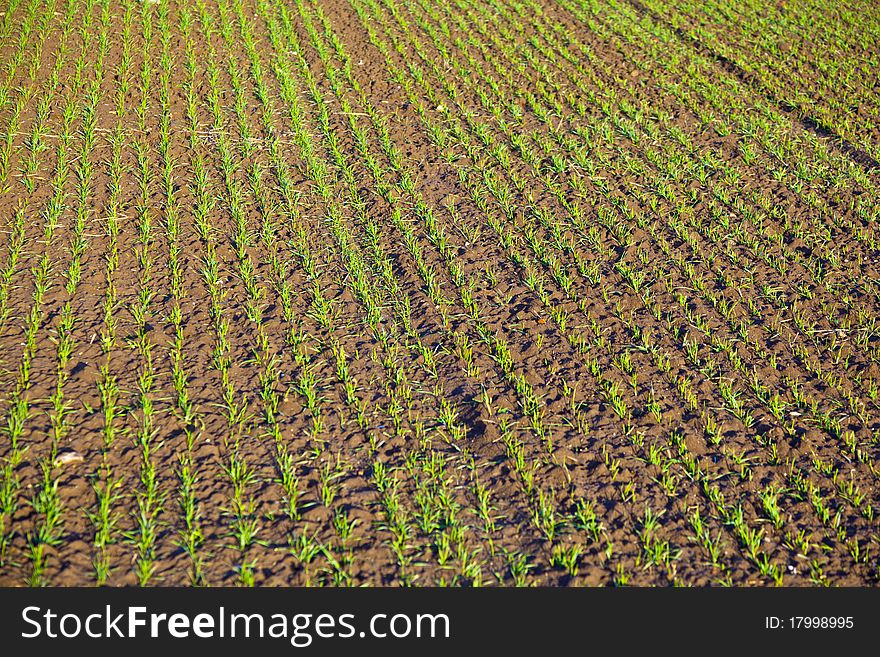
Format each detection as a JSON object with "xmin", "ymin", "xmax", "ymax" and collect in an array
[{"xmin": 0, "ymin": 0, "xmax": 878, "ymax": 586}]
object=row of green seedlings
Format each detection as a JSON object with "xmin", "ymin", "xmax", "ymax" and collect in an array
[
  {"xmin": 187, "ymin": 0, "xmax": 274, "ymax": 585},
  {"xmin": 40, "ymin": 0, "xmax": 107, "ymax": 585},
  {"xmin": 0, "ymin": 205, "xmax": 27, "ymax": 341},
  {"xmin": 122, "ymin": 1, "xmax": 169, "ymax": 586},
  {"xmin": 154, "ymin": 0, "xmax": 214, "ymax": 587},
  {"xmin": 4, "ymin": 0, "xmax": 71, "ymax": 200},
  {"xmin": 0, "ymin": 0, "xmax": 73, "ymax": 333},
  {"xmin": 0, "ymin": 210, "xmax": 48, "ymax": 569},
  {"xmin": 0, "ymin": 3, "xmax": 52, "ymax": 276},
  {"xmin": 0, "ymin": 0, "xmax": 39, "ymax": 174},
  {"xmin": 90, "ymin": 0, "xmax": 135, "ymax": 586},
  {"xmin": 0, "ymin": 0, "xmax": 46, "ymax": 85},
  {"xmin": 0, "ymin": 212, "xmax": 25, "ymax": 568},
  {"xmin": 165, "ymin": 1, "xmax": 220, "ymax": 587},
  {"xmin": 0, "ymin": 7, "xmax": 33, "ymax": 247},
  {"xmin": 296, "ymin": 0, "xmax": 664, "ymax": 584}
]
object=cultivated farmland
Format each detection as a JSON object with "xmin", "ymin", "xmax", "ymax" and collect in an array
[{"xmin": 0, "ymin": 0, "xmax": 878, "ymax": 587}]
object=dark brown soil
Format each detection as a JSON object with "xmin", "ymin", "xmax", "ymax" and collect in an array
[{"xmin": 0, "ymin": 0, "xmax": 878, "ymax": 587}]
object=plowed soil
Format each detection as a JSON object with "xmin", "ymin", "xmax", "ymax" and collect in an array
[{"xmin": 0, "ymin": 0, "xmax": 878, "ymax": 586}]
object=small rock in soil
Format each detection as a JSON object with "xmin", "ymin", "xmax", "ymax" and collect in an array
[{"xmin": 54, "ymin": 450, "xmax": 84, "ymax": 467}]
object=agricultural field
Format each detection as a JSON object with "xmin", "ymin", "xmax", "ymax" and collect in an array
[{"xmin": 0, "ymin": 0, "xmax": 878, "ymax": 588}]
